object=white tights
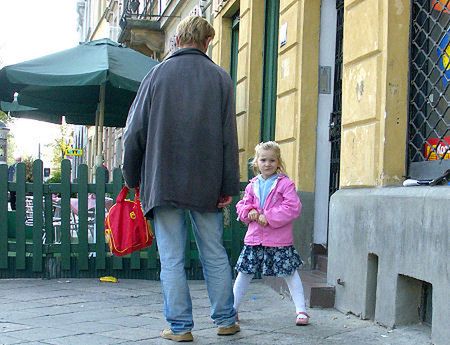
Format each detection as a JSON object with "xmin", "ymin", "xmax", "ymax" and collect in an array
[{"xmin": 233, "ymin": 270, "xmax": 306, "ymax": 313}]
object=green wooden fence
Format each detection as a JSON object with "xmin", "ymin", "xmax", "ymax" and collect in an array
[{"xmin": 0, "ymin": 160, "xmax": 246, "ymax": 279}]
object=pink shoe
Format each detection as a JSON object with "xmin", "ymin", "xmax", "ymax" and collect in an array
[{"xmin": 296, "ymin": 312, "xmax": 310, "ymax": 326}]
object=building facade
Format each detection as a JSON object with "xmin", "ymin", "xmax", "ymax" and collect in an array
[
  {"xmin": 211, "ymin": 0, "xmax": 448, "ymax": 344},
  {"xmin": 76, "ymin": 1, "xmax": 449, "ymax": 343},
  {"xmin": 74, "ymin": 0, "xmax": 214, "ymax": 179}
]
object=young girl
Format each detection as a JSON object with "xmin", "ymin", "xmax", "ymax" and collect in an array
[{"xmin": 233, "ymin": 141, "xmax": 309, "ymax": 326}]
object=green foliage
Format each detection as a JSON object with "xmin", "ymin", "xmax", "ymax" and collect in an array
[
  {"xmin": 6, "ymin": 135, "xmax": 16, "ymax": 165},
  {"xmin": 46, "ymin": 169, "xmax": 62, "ymax": 183},
  {"xmin": 0, "ymin": 111, "xmax": 16, "ymax": 164},
  {"xmin": 0, "ymin": 110, "xmax": 11, "ymax": 124},
  {"xmin": 22, "ymin": 156, "xmax": 34, "ymax": 182},
  {"xmin": 46, "ymin": 124, "xmax": 73, "ymax": 171}
]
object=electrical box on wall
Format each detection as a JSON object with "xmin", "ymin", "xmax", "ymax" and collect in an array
[{"xmin": 319, "ymin": 66, "xmax": 332, "ymax": 94}]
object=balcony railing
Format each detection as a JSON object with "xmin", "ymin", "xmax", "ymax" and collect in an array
[{"xmin": 119, "ymin": 0, "xmax": 157, "ymax": 30}]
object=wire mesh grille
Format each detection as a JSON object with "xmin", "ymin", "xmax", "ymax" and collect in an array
[{"xmin": 409, "ymin": 1, "xmax": 450, "ymax": 165}]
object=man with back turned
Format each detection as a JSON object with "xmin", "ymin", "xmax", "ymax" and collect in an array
[{"xmin": 122, "ymin": 16, "xmax": 240, "ymax": 342}]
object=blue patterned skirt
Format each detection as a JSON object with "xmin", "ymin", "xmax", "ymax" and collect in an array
[{"xmin": 235, "ymin": 245, "xmax": 303, "ymax": 277}]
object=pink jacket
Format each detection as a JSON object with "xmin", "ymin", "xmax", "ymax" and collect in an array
[{"xmin": 236, "ymin": 175, "xmax": 302, "ymax": 247}]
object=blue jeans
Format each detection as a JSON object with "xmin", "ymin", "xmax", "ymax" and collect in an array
[{"xmin": 153, "ymin": 206, "xmax": 236, "ymax": 334}]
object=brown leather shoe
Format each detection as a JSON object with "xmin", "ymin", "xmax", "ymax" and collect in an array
[
  {"xmin": 160, "ymin": 328, "xmax": 193, "ymax": 342},
  {"xmin": 217, "ymin": 323, "xmax": 240, "ymax": 336}
]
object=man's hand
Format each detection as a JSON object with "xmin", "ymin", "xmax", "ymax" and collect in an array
[
  {"xmin": 248, "ymin": 209, "xmax": 259, "ymax": 221},
  {"xmin": 217, "ymin": 195, "xmax": 232, "ymax": 208}
]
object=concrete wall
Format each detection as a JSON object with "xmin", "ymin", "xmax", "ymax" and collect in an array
[
  {"xmin": 295, "ymin": 191, "xmax": 314, "ymax": 269},
  {"xmin": 328, "ymin": 187, "xmax": 450, "ymax": 345}
]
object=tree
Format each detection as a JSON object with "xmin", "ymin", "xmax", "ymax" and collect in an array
[
  {"xmin": 0, "ymin": 110, "xmax": 16, "ymax": 164},
  {"xmin": 46, "ymin": 169, "xmax": 61, "ymax": 183},
  {"xmin": 0, "ymin": 110, "xmax": 11, "ymax": 123},
  {"xmin": 22, "ymin": 156, "xmax": 34, "ymax": 182},
  {"xmin": 46, "ymin": 123, "xmax": 73, "ymax": 175}
]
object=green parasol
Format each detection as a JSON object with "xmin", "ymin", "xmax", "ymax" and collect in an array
[{"xmin": 0, "ymin": 38, "xmax": 158, "ymax": 165}]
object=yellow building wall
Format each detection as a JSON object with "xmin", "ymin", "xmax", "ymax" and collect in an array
[
  {"xmin": 212, "ymin": 0, "xmax": 320, "ymax": 191},
  {"xmin": 212, "ymin": 0, "xmax": 265, "ymax": 181},
  {"xmin": 340, "ymin": 0, "xmax": 410, "ymax": 187},
  {"xmin": 277, "ymin": 0, "xmax": 320, "ymax": 192}
]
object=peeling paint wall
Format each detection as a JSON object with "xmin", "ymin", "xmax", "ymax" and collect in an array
[{"xmin": 340, "ymin": 0, "xmax": 410, "ymax": 187}]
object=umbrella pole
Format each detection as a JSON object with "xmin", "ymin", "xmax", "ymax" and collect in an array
[
  {"xmin": 95, "ymin": 83, "xmax": 106, "ymax": 167},
  {"xmin": 93, "ymin": 109, "xmax": 98, "ymax": 169}
]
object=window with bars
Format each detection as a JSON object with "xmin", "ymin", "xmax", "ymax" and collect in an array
[{"xmin": 408, "ymin": 0, "xmax": 450, "ymax": 179}]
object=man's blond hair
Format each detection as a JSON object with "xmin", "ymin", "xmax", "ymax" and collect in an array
[{"xmin": 176, "ymin": 16, "xmax": 215, "ymax": 47}]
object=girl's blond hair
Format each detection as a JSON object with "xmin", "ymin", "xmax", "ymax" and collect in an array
[
  {"xmin": 176, "ymin": 16, "xmax": 215, "ymax": 47},
  {"xmin": 251, "ymin": 141, "xmax": 286, "ymax": 176}
]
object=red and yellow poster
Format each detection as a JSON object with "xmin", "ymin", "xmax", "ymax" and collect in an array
[
  {"xmin": 424, "ymin": 137, "xmax": 450, "ymax": 160},
  {"xmin": 432, "ymin": 0, "xmax": 450, "ymax": 13}
]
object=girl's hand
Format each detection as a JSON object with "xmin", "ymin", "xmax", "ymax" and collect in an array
[
  {"xmin": 248, "ymin": 209, "xmax": 259, "ymax": 221},
  {"xmin": 257, "ymin": 214, "xmax": 268, "ymax": 226}
]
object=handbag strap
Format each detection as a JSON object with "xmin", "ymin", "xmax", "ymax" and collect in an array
[
  {"xmin": 116, "ymin": 186, "xmax": 129, "ymax": 203},
  {"xmin": 116, "ymin": 186, "xmax": 140, "ymax": 203},
  {"xmin": 134, "ymin": 187, "xmax": 140, "ymax": 203}
]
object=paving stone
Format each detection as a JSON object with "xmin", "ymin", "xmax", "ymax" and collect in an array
[
  {"xmin": 3, "ymin": 327, "xmax": 76, "ymax": 342},
  {"xmin": 45, "ymin": 333, "xmax": 124, "ymax": 345},
  {"xmin": 0, "ymin": 278, "xmax": 433, "ymax": 345},
  {"xmin": 0, "ymin": 322, "xmax": 32, "ymax": 333},
  {"xmin": 98, "ymin": 326, "xmax": 154, "ymax": 341},
  {"xmin": 0, "ymin": 333, "xmax": 26, "ymax": 344}
]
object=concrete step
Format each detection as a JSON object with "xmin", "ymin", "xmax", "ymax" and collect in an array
[
  {"xmin": 314, "ymin": 254, "xmax": 328, "ymax": 273},
  {"xmin": 263, "ymin": 269, "xmax": 335, "ymax": 309}
]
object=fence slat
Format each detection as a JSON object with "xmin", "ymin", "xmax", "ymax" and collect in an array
[
  {"xmin": 77, "ymin": 165, "xmax": 89, "ymax": 270},
  {"xmin": 60, "ymin": 159, "xmax": 72, "ymax": 270},
  {"xmin": 147, "ymin": 220, "xmax": 157, "ymax": 269},
  {"xmin": 130, "ymin": 251, "xmax": 140, "ymax": 269},
  {"xmin": 127, "ymin": 187, "xmax": 141, "ymax": 270},
  {"xmin": 44, "ymin": 184, "xmax": 54, "ymax": 244},
  {"xmin": 230, "ymin": 184, "xmax": 247, "ymax": 267},
  {"xmin": 32, "ymin": 160, "xmax": 43, "ymax": 272},
  {"xmin": 0, "ymin": 165, "xmax": 8, "ymax": 269},
  {"xmin": 15, "ymin": 163, "xmax": 26, "ymax": 270},
  {"xmin": 1, "ymin": 159, "xmax": 245, "ymax": 280},
  {"xmin": 111, "ymin": 168, "xmax": 123, "ymax": 270},
  {"xmin": 95, "ymin": 166, "xmax": 106, "ymax": 270}
]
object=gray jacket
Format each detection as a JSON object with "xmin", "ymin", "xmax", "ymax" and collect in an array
[{"xmin": 122, "ymin": 48, "xmax": 240, "ymax": 216}]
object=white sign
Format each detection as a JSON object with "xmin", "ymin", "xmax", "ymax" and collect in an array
[{"xmin": 279, "ymin": 22, "xmax": 287, "ymax": 47}]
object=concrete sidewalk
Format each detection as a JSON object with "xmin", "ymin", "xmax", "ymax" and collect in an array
[{"xmin": 0, "ymin": 278, "xmax": 432, "ymax": 345}]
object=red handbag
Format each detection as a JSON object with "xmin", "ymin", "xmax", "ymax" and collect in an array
[{"xmin": 105, "ymin": 186, "xmax": 153, "ymax": 256}]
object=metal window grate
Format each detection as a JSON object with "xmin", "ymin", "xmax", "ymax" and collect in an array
[
  {"xmin": 329, "ymin": 0, "xmax": 344, "ymax": 196},
  {"xmin": 408, "ymin": 1, "xmax": 450, "ymax": 177}
]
